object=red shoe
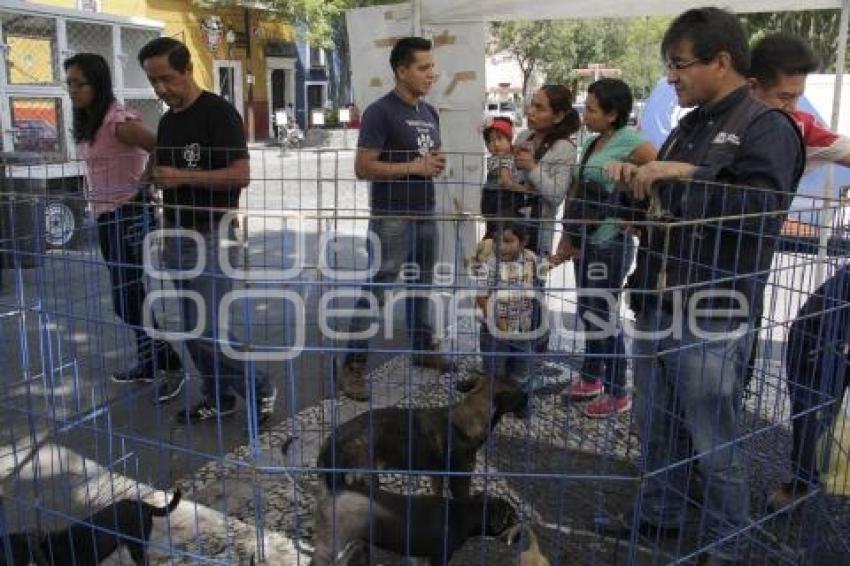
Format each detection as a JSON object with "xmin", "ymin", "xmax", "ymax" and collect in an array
[
  {"xmin": 564, "ymin": 379, "xmax": 604, "ymax": 399},
  {"xmin": 584, "ymin": 395, "xmax": 632, "ymax": 418}
]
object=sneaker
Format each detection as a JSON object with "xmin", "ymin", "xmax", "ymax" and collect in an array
[
  {"xmin": 338, "ymin": 361, "xmax": 369, "ymax": 401},
  {"xmin": 256, "ymin": 387, "xmax": 277, "ymax": 426},
  {"xmin": 766, "ymin": 481, "xmax": 810, "ymax": 511},
  {"xmin": 584, "ymin": 395, "xmax": 632, "ymax": 418},
  {"xmin": 111, "ymin": 365, "xmax": 157, "ymax": 384},
  {"xmin": 175, "ymin": 400, "xmax": 237, "ymax": 424},
  {"xmin": 154, "ymin": 374, "xmax": 186, "ymax": 403},
  {"xmin": 564, "ymin": 379, "xmax": 604, "ymax": 399}
]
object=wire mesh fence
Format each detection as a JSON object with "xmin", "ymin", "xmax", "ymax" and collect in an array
[{"xmin": 0, "ymin": 149, "xmax": 847, "ymax": 565}]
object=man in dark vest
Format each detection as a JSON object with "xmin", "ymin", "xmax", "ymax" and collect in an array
[{"xmin": 606, "ymin": 8, "xmax": 804, "ymax": 565}]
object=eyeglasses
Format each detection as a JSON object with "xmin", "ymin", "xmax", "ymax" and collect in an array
[
  {"xmin": 664, "ymin": 58, "xmax": 704, "ymax": 71},
  {"xmin": 64, "ymin": 80, "xmax": 90, "ymax": 90}
]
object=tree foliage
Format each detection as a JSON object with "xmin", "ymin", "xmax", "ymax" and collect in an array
[
  {"xmin": 489, "ymin": 21, "xmax": 561, "ymax": 100},
  {"xmin": 740, "ymin": 9, "xmax": 845, "ymax": 72},
  {"xmin": 194, "ymin": 0, "xmax": 395, "ymax": 48}
]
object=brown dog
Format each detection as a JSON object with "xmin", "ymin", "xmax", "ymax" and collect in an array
[
  {"xmin": 316, "ymin": 377, "xmax": 528, "ymax": 498},
  {"xmin": 311, "ymin": 488, "xmax": 517, "ymax": 565}
]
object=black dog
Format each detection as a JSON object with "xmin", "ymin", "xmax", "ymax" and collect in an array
[
  {"xmin": 317, "ymin": 377, "xmax": 528, "ymax": 498},
  {"xmin": 41, "ymin": 489, "xmax": 181, "ymax": 566},
  {"xmin": 0, "ymin": 532, "xmax": 47, "ymax": 565},
  {"xmin": 311, "ymin": 488, "xmax": 517, "ymax": 565}
]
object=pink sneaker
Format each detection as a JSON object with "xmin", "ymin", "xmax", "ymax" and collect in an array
[
  {"xmin": 584, "ymin": 395, "xmax": 632, "ymax": 418},
  {"xmin": 564, "ymin": 379, "xmax": 604, "ymax": 399}
]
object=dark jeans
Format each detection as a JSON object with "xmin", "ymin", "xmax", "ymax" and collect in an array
[
  {"xmin": 574, "ymin": 233, "xmax": 636, "ymax": 397},
  {"xmin": 786, "ymin": 318, "xmax": 850, "ymax": 485},
  {"xmin": 633, "ymin": 309, "xmax": 753, "ymax": 561},
  {"xmin": 161, "ymin": 220, "xmax": 270, "ymax": 406},
  {"xmin": 480, "ymin": 325, "xmax": 532, "ymax": 388},
  {"xmin": 345, "ymin": 217, "xmax": 437, "ymax": 366},
  {"xmin": 97, "ymin": 198, "xmax": 181, "ymax": 372}
]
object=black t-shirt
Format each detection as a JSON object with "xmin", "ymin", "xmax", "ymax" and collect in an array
[
  {"xmin": 156, "ymin": 91, "xmax": 248, "ymax": 229},
  {"xmin": 358, "ymin": 90, "xmax": 440, "ymax": 214}
]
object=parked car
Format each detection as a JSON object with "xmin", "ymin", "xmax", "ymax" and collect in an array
[
  {"xmin": 13, "ymin": 119, "xmax": 59, "ymax": 153},
  {"xmin": 484, "ymin": 100, "xmax": 522, "ymax": 127}
]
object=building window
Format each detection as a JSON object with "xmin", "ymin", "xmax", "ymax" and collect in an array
[
  {"xmin": 307, "ymin": 83, "xmax": 326, "ymax": 111},
  {"xmin": 308, "ymin": 44, "xmax": 326, "ymax": 68},
  {"xmin": 77, "ymin": 0, "xmax": 100, "ymax": 11}
]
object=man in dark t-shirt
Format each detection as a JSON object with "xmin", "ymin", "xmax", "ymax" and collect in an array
[
  {"xmin": 338, "ymin": 37, "xmax": 447, "ymax": 401},
  {"xmin": 139, "ymin": 37, "xmax": 274, "ymax": 425}
]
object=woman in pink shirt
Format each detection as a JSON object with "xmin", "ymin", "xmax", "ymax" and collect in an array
[{"xmin": 64, "ymin": 53, "xmax": 183, "ymax": 402}]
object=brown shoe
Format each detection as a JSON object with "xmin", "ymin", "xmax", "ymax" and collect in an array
[
  {"xmin": 338, "ymin": 361, "xmax": 369, "ymax": 401},
  {"xmin": 766, "ymin": 481, "xmax": 809, "ymax": 511}
]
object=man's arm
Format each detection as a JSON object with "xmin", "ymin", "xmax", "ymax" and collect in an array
[
  {"xmin": 354, "ymin": 148, "xmax": 445, "ymax": 180},
  {"xmin": 115, "ymin": 120, "xmax": 156, "ymax": 153},
  {"xmin": 804, "ymin": 118, "xmax": 850, "ymax": 166},
  {"xmin": 155, "ymin": 158, "xmax": 250, "ymax": 190}
]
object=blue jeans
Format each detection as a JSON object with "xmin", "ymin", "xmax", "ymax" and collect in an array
[
  {"xmin": 479, "ymin": 326, "xmax": 533, "ymax": 389},
  {"xmin": 632, "ymin": 308, "xmax": 753, "ymax": 561},
  {"xmin": 345, "ymin": 217, "xmax": 437, "ymax": 366},
  {"xmin": 97, "ymin": 197, "xmax": 181, "ymax": 371},
  {"xmin": 574, "ymin": 233, "xmax": 635, "ymax": 397},
  {"xmin": 162, "ymin": 221, "xmax": 270, "ymax": 406}
]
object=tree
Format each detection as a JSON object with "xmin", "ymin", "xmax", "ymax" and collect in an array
[
  {"xmin": 540, "ymin": 19, "xmax": 627, "ymax": 86},
  {"xmin": 489, "ymin": 21, "xmax": 562, "ymax": 102},
  {"xmin": 616, "ymin": 17, "xmax": 670, "ymax": 100},
  {"xmin": 741, "ymin": 10, "xmax": 845, "ymax": 71}
]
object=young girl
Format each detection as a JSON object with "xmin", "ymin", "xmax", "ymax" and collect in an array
[
  {"xmin": 475, "ymin": 223, "xmax": 543, "ymax": 407},
  {"xmin": 64, "ymin": 53, "xmax": 183, "ymax": 402},
  {"xmin": 481, "ymin": 117, "xmax": 528, "ymax": 233}
]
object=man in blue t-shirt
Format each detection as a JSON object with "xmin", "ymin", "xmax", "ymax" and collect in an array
[{"xmin": 339, "ymin": 36, "xmax": 447, "ymax": 400}]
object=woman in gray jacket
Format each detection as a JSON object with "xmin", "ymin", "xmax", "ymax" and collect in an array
[
  {"xmin": 514, "ymin": 85, "xmax": 580, "ymax": 363},
  {"xmin": 514, "ymin": 85, "xmax": 580, "ymax": 258}
]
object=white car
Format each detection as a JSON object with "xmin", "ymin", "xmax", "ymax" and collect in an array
[{"xmin": 485, "ymin": 100, "xmax": 522, "ymax": 128}]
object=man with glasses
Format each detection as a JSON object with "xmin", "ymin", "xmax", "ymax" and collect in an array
[{"xmin": 606, "ymin": 8, "xmax": 804, "ymax": 565}]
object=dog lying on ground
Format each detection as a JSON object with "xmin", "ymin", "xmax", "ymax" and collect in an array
[
  {"xmin": 0, "ymin": 532, "xmax": 48, "ymax": 565},
  {"xmin": 40, "ymin": 488, "xmax": 181, "ymax": 566},
  {"xmin": 311, "ymin": 488, "xmax": 517, "ymax": 565},
  {"xmin": 504, "ymin": 523, "xmax": 550, "ymax": 566},
  {"xmin": 317, "ymin": 377, "xmax": 528, "ymax": 498}
]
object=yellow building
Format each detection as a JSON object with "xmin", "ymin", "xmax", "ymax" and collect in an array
[{"xmin": 20, "ymin": 0, "xmax": 309, "ymax": 140}]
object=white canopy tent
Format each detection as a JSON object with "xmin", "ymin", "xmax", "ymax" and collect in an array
[
  {"xmin": 419, "ymin": 0, "xmax": 845, "ymax": 24},
  {"xmin": 346, "ymin": 0, "xmax": 850, "ymax": 287}
]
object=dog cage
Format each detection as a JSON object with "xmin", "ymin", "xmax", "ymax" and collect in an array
[{"xmin": 0, "ymin": 148, "xmax": 848, "ymax": 565}]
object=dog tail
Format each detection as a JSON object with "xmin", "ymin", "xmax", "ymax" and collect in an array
[{"xmin": 151, "ymin": 488, "xmax": 182, "ymax": 517}]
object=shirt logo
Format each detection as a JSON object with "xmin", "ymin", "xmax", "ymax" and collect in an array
[
  {"xmin": 416, "ymin": 131, "xmax": 434, "ymax": 155},
  {"xmin": 712, "ymin": 132, "xmax": 741, "ymax": 146},
  {"xmin": 183, "ymin": 143, "xmax": 201, "ymax": 168}
]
